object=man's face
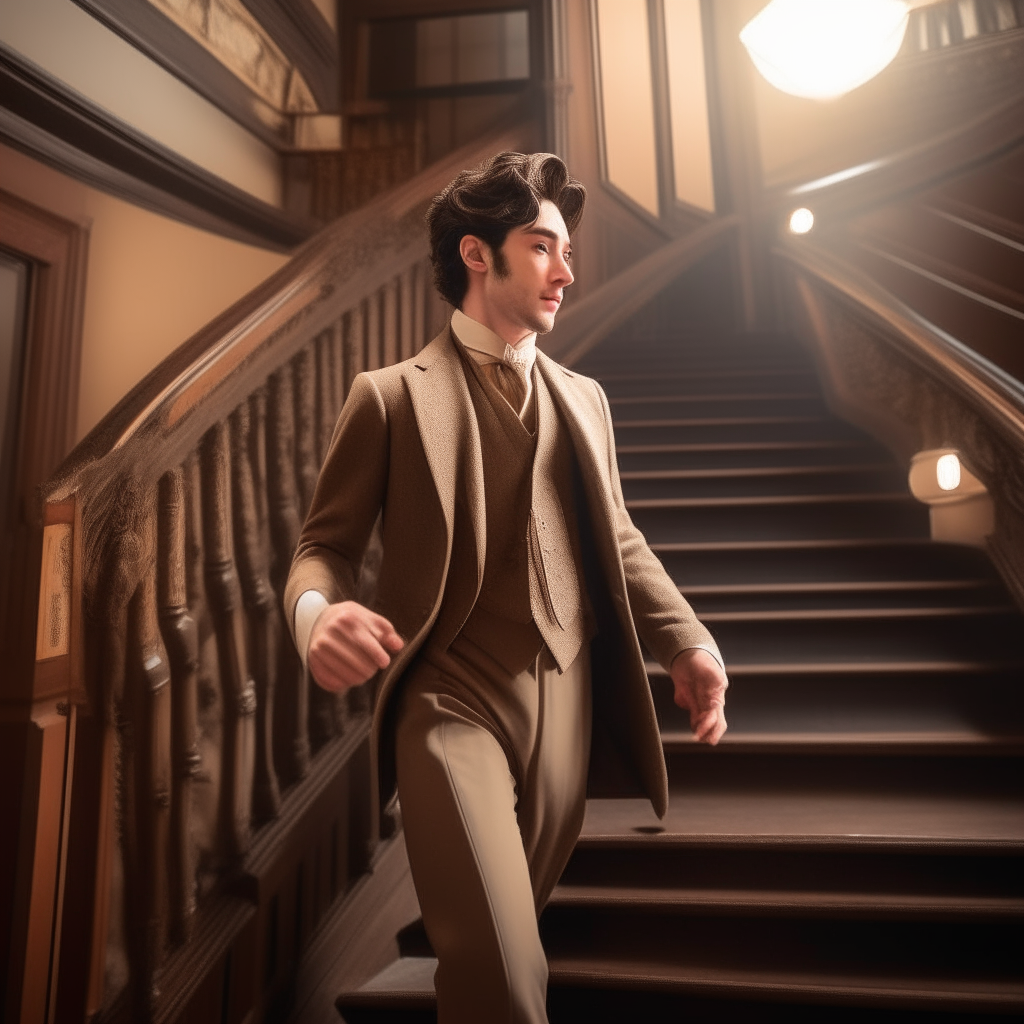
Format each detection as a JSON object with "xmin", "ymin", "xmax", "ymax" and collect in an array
[{"xmin": 478, "ymin": 199, "xmax": 575, "ymax": 337}]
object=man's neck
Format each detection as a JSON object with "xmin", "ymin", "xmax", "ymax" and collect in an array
[
  {"xmin": 454, "ymin": 309, "xmax": 536, "ymax": 357},
  {"xmin": 459, "ymin": 293, "xmax": 533, "ymax": 348}
]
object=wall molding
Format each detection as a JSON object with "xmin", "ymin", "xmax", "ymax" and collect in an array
[
  {"xmin": 71, "ymin": 0, "xmax": 292, "ymax": 147},
  {"xmin": 239, "ymin": 0, "xmax": 339, "ymax": 111},
  {"xmin": 0, "ymin": 45, "xmax": 316, "ymax": 252}
]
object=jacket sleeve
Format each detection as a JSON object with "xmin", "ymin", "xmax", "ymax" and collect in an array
[
  {"xmin": 592, "ymin": 379, "xmax": 723, "ymax": 672},
  {"xmin": 283, "ymin": 372, "xmax": 389, "ymax": 644}
]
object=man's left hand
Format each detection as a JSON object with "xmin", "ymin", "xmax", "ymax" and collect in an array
[{"xmin": 670, "ymin": 648, "xmax": 728, "ymax": 745}]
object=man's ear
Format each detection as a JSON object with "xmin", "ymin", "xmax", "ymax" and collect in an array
[{"xmin": 459, "ymin": 234, "xmax": 490, "ymax": 274}]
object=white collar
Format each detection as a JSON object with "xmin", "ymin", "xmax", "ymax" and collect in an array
[{"xmin": 451, "ymin": 308, "xmax": 537, "ymax": 375}]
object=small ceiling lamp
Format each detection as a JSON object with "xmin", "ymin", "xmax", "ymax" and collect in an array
[{"xmin": 740, "ymin": 0, "xmax": 911, "ymax": 101}]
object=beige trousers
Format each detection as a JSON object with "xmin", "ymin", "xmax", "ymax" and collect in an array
[{"xmin": 395, "ymin": 636, "xmax": 592, "ymax": 1024}]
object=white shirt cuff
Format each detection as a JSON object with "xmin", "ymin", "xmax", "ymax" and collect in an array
[{"xmin": 294, "ymin": 590, "xmax": 330, "ymax": 669}]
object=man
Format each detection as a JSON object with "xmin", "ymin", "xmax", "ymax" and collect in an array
[{"xmin": 285, "ymin": 151, "xmax": 727, "ymax": 1023}]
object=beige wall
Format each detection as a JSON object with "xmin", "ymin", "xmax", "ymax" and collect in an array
[
  {"xmin": 0, "ymin": 0, "xmax": 282, "ymax": 205},
  {"xmin": 0, "ymin": 144, "xmax": 288, "ymax": 442}
]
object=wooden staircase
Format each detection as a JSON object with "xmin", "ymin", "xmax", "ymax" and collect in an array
[{"xmin": 335, "ymin": 329, "xmax": 1024, "ymax": 1022}]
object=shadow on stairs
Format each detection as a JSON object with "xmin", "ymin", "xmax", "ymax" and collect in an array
[{"xmin": 335, "ymin": 330, "xmax": 1024, "ymax": 1023}]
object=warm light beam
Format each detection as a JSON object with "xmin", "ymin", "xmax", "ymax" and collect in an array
[{"xmin": 740, "ymin": 0, "xmax": 910, "ymax": 101}]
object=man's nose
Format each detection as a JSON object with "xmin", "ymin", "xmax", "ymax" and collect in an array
[{"xmin": 555, "ymin": 252, "xmax": 574, "ymax": 286}]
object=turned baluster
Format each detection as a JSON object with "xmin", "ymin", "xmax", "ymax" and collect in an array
[
  {"xmin": 400, "ymin": 267, "xmax": 415, "ymax": 361},
  {"xmin": 156, "ymin": 467, "xmax": 200, "ymax": 944},
  {"xmin": 199, "ymin": 421, "xmax": 256, "ymax": 859},
  {"xmin": 93, "ymin": 509, "xmax": 146, "ymax": 1020},
  {"xmin": 315, "ymin": 329, "xmax": 336, "ymax": 465},
  {"xmin": 293, "ymin": 347, "xmax": 319, "ymax": 519},
  {"xmin": 291, "ymin": 347, "xmax": 337, "ymax": 748},
  {"xmin": 329, "ymin": 317, "xmax": 345, "ymax": 416},
  {"xmin": 266, "ymin": 368, "xmax": 310, "ymax": 781},
  {"xmin": 123, "ymin": 494, "xmax": 173, "ymax": 1020},
  {"xmin": 229, "ymin": 403, "xmax": 281, "ymax": 822},
  {"xmin": 383, "ymin": 275, "xmax": 399, "ymax": 367},
  {"xmin": 366, "ymin": 291, "xmax": 382, "ymax": 370},
  {"xmin": 345, "ymin": 303, "xmax": 365, "ymax": 395},
  {"xmin": 413, "ymin": 259, "xmax": 427, "ymax": 353}
]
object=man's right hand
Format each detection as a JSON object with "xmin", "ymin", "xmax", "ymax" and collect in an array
[{"xmin": 307, "ymin": 601, "xmax": 404, "ymax": 693}]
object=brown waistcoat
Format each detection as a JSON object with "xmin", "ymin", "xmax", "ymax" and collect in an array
[{"xmin": 429, "ymin": 348, "xmax": 590, "ymax": 676}]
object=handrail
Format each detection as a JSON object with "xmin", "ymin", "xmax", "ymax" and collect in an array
[
  {"xmin": 38, "ymin": 117, "xmax": 535, "ymax": 1023},
  {"xmin": 777, "ymin": 238, "xmax": 1024, "ymax": 451},
  {"xmin": 775, "ymin": 234, "xmax": 1024, "ymax": 612},
  {"xmin": 541, "ymin": 215, "xmax": 739, "ymax": 367},
  {"xmin": 46, "ymin": 119, "xmax": 535, "ymax": 505}
]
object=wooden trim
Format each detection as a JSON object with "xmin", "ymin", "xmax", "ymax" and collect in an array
[
  {"xmin": 0, "ymin": 191, "xmax": 87, "ymax": 708},
  {"xmin": 239, "ymin": 0, "xmax": 340, "ymax": 111},
  {"xmin": 542, "ymin": 214, "xmax": 739, "ymax": 366},
  {"xmin": 647, "ymin": 0, "xmax": 674, "ymax": 222},
  {"xmin": 0, "ymin": 45, "xmax": 317, "ymax": 253},
  {"xmin": 71, "ymin": 0, "xmax": 292, "ymax": 145}
]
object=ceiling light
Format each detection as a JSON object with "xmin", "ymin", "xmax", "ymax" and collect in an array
[
  {"xmin": 789, "ymin": 208, "xmax": 814, "ymax": 233},
  {"xmin": 740, "ymin": 0, "xmax": 911, "ymax": 101}
]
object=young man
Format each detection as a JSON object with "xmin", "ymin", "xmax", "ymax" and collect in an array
[{"xmin": 285, "ymin": 151, "xmax": 727, "ymax": 1023}]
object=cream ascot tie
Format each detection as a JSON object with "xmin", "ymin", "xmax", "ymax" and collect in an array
[{"xmin": 494, "ymin": 343, "xmax": 531, "ymax": 416}]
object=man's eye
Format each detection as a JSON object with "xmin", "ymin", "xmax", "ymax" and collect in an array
[
  {"xmin": 536, "ymin": 243, "xmax": 548, "ymax": 253},
  {"xmin": 565, "ymin": 251, "xmax": 573, "ymax": 262}
]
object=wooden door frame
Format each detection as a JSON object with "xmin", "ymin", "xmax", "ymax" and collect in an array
[{"xmin": 0, "ymin": 187, "xmax": 88, "ymax": 1024}]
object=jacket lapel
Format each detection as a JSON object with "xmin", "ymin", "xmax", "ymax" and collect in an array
[
  {"xmin": 535, "ymin": 351, "xmax": 614, "ymax": 510},
  {"xmin": 405, "ymin": 326, "xmax": 486, "ymax": 595}
]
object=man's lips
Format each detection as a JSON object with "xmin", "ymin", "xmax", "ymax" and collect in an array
[{"xmin": 541, "ymin": 295, "xmax": 562, "ymax": 309}]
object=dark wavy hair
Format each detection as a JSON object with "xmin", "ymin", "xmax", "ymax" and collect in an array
[{"xmin": 427, "ymin": 151, "xmax": 586, "ymax": 308}]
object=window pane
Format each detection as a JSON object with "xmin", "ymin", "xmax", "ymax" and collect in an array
[
  {"xmin": 664, "ymin": 0, "xmax": 715, "ymax": 212},
  {"xmin": 415, "ymin": 10, "xmax": 530, "ymax": 89},
  {"xmin": 595, "ymin": 0, "xmax": 660, "ymax": 217}
]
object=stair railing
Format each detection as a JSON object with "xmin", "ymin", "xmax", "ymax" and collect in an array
[
  {"xmin": 776, "ymin": 236, "xmax": 1024, "ymax": 611},
  {"xmin": 37, "ymin": 120, "xmax": 533, "ymax": 1023}
]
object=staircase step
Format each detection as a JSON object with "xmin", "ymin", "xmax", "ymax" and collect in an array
[
  {"xmin": 632, "ymin": 498, "xmax": 929, "ymax": 544},
  {"xmin": 580, "ymin": 787, "xmax": 1024, "ymax": 849},
  {"xmin": 660, "ymin": 731, "xmax": 1024, "ymax": 756},
  {"xmin": 548, "ymin": 883, "xmax": 1024, "ymax": 919},
  {"xmin": 614, "ymin": 418, "xmax": 863, "ymax": 447},
  {"xmin": 648, "ymin": 665, "xmax": 1024, "ymax": 753},
  {"xmin": 337, "ymin": 953, "xmax": 1024, "ymax": 1022},
  {"xmin": 656, "ymin": 539, "xmax": 997, "ymax": 587},
  {"xmin": 622, "ymin": 466, "xmax": 908, "ymax": 501}
]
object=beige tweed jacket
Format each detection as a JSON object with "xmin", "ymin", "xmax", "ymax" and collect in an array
[{"xmin": 284, "ymin": 326, "xmax": 721, "ymax": 818}]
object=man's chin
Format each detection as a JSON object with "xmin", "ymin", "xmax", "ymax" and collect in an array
[{"xmin": 532, "ymin": 311, "xmax": 557, "ymax": 335}]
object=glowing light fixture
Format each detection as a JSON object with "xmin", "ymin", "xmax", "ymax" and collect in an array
[
  {"xmin": 789, "ymin": 207, "xmax": 814, "ymax": 234},
  {"xmin": 936, "ymin": 453, "xmax": 961, "ymax": 491},
  {"xmin": 740, "ymin": 0, "xmax": 911, "ymax": 101}
]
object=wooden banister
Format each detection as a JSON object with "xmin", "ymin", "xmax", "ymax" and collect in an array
[{"xmin": 39, "ymin": 118, "xmax": 535, "ymax": 1023}]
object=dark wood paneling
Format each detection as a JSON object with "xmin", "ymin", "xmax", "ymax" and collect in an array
[{"xmin": 0, "ymin": 45, "xmax": 316, "ymax": 252}]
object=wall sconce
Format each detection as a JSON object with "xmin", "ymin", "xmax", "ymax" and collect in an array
[
  {"xmin": 908, "ymin": 449, "xmax": 994, "ymax": 547},
  {"xmin": 739, "ymin": 0, "xmax": 913, "ymax": 100}
]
